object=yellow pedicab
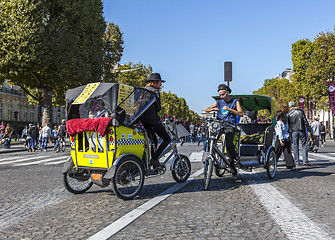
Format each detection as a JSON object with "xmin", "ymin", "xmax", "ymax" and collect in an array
[{"xmin": 62, "ymin": 83, "xmax": 191, "ymax": 200}]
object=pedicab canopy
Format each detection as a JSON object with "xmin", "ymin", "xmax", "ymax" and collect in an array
[
  {"xmin": 65, "ymin": 83, "xmax": 157, "ymax": 136},
  {"xmin": 212, "ymin": 94, "xmax": 272, "ymax": 112}
]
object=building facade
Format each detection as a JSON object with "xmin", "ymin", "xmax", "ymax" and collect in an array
[{"xmin": 0, "ymin": 80, "xmax": 66, "ymax": 135}]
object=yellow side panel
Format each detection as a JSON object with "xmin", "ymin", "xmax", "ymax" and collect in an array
[{"xmin": 108, "ymin": 126, "xmax": 145, "ymax": 168}]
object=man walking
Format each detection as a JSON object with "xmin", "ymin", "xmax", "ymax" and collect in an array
[
  {"xmin": 287, "ymin": 101, "xmax": 311, "ymax": 166},
  {"xmin": 40, "ymin": 123, "xmax": 51, "ymax": 152}
]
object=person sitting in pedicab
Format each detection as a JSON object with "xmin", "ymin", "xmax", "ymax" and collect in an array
[
  {"xmin": 205, "ymin": 84, "xmax": 243, "ymax": 175},
  {"xmin": 139, "ymin": 73, "xmax": 171, "ymax": 168}
]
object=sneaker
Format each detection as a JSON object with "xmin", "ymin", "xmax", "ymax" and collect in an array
[{"xmin": 303, "ymin": 162, "xmax": 312, "ymax": 166}]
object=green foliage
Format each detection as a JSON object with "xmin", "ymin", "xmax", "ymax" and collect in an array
[
  {"xmin": 0, "ymin": 0, "xmax": 106, "ymax": 124},
  {"xmin": 253, "ymin": 77, "xmax": 294, "ymax": 118},
  {"xmin": 114, "ymin": 62, "xmax": 152, "ymax": 87},
  {"xmin": 101, "ymin": 22, "xmax": 124, "ymax": 82}
]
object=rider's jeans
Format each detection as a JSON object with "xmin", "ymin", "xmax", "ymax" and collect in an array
[
  {"xmin": 224, "ymin": 126, "xmax": 238, "ymax": 161},
  {"xmin": 291, "ymin": 130, "xmax": 308, "ymax": 163}
]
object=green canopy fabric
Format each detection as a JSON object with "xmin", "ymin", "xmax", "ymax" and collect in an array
[{"xmin": 212, "ymin": 94, "xmax": 272, "ymax": 112}]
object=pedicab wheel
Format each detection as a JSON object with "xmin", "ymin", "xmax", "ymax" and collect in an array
[
  {"xmin": 203, "ymin": 156, "xmax": 213, "ymax": 190},
  {"xmin": 171, "ymin": 154, "xmax": 191, "ymax": 183},
  {"xmin": 111, "ymin": 156, "xmax": 144, "ymax": 200},
  {"xmin": 63, "ymin": 170, "xmax": 93, "ymax": 194},
  {"xmin": 266, "ymin": 148, "xmax": 277, "ymax": 179}
]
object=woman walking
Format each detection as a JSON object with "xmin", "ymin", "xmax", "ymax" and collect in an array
[{"xmin": 275, "ymin": 111, "xmax": 296, "ymax": 170}]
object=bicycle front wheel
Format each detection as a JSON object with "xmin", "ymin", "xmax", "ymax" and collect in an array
[
  {"xmin": 203, "ymin": 156, "xmax": 213, "ymax": 190},
  {"xmin": 61, "ymin": 140, "xmax": 66, "ymax": 152},
  {"xmin": 171, "ymin": 154, "xmax": 191, "ymax": 183}
]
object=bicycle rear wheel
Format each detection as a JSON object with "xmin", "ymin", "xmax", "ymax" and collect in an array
[{"xmin": 203, "ymin": 156, "xmax": 213, "ymax": 190}]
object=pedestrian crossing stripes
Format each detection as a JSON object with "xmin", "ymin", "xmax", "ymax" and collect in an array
[
  {"xmin": 14, "ymin": 156, "xmax": 68, "ymax": 167},
  {"xmin": 0, "ymin": 155, "xmax": 67, "ymax": 167}
]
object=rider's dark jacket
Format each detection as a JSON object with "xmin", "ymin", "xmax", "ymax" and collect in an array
[
  {"xmin": 287, "ymin": 108, "xmax": 310, "ymax": 132},
  {"xmin": 139, "ymin": 86, "xmax": 161, "ymax": 125}
]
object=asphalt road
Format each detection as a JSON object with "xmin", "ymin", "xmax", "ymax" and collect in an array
[{"xmin": 0, "ymin": 142, "xmax": 334, "ymax": 240}]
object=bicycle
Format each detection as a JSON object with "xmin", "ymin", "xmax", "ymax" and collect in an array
[
  {"xmin": 55, "ymin": 136, "xmax": 66, "ymax": 152},
  {"xmin": 203, "ymin": 117, "xmax": 237, "ymax": 190}
]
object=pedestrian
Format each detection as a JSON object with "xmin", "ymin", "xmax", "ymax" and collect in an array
[
  {"xmin": 189, "ymin": 122, "xmax": 195, "ymax": 143},
  {"xmin": 30, "ymin": 123, "xmax": 39, "ymax": 151},
  {"xmin": 26, "ymin": 124, "xmax": 32, "ymax": 151},
  {"xmin": 320, "ymin": 121, "xmax": 326, "ymax": 147},
  {"xmin": 5, "ymin": 123, "xmax": 14, "ymax": 140},
  {"xmin": 0, "ymin": 121, "xmax": 5, "ymax": 138},
  {"xmin": 198, "ymin": 122, "xmax": 206, "ymax": 145},
  {"xmin": 205, "ymin": 83, "xmax": 243, "ymax": 175},
  {"xmin": 274, "ymin": 111, "xmax": 295, "ymax": 170},
  {"xmin": 40, "ymin": 123, "xmax": 51, "ymax": 152},
  {"xmin": 287, "ymin": 101, "xmax": 311, "ymax": 166},
  {"xmin": 21, "ymin": 125, "xmax": 29, "ymax": 149},
  {"xmin": 52, "ymin": 125, "xmax": 58, "ymax": 150},
  {"xmin": 310, "ymin": 116, "xmax": 321, "ymax": 153}
]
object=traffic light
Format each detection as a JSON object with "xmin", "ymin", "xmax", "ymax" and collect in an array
[{"xmin": 224, "ymin": 61, "xmax": 232, "ymax": 82}]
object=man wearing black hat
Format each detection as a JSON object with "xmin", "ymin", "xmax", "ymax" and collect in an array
[
  {"xmin": 205, "ymin": 84, "xmax": 243, "ymax": 175},
  {"xmin": 139, "ymin": 73, "xmax": 171, "ymax": 168}
]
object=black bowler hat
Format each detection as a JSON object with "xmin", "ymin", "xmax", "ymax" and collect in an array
[
  {"xmin": 146, "ymin": 73, "xmax": 166, "ymax": 82},
  {"xmin": 217, "ymin": 84, "xmax": 231, "ymax": 93}
]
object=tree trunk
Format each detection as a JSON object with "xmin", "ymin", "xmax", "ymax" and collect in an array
[{"xmin": 41, "ymin": 87, "xmax": 53, "ymax": 126}]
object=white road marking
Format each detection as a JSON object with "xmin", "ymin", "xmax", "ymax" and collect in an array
[
  {"xmin": 0, "ymin": 156, "xmax": 23, "ymax": 162},
  {"xmin": 189, "ymin": 152, "xmax": 203, "ymax": 162},
  {"xmin": 44, "ymin": 159, "xmax": 67, "ymax": 165},
  {"xmin": 14, "ymin": 156, "xmax": 68, "ymax": 166},
  {"xmin": 88, "ymin": 155, "xmax": 204, "ymax": 240},
  {"xmin": 241, "ymin": 171, "xmax": 333, "ymax": 240},
  {"xmin": 0, "ymin": 156, "xmax": 46, "ymax": 165}
]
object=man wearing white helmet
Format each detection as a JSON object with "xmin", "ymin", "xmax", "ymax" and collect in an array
[{"xmin": 57, "ymin": 119, "xmax": 67, "ymax": 142}]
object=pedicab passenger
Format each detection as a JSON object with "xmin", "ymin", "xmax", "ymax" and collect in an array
[
  {"xmin": 205, "ymin": 84, "xmax": 243, "ymax": 175},
  {"xmin": 139, "ymin": 73, "xmax": 171, "ymax": 168}
]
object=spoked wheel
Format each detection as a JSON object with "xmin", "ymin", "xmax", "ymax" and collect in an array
[
  {"xmin": 203, "ymin": 156, "xmax": 213, "ymax": 190},
  {"xmin": 111, "ymin": 156, "xmax": 144, "ymax": 200},
  {"xmin": 214, "ymin": 161, "xmax": 226, "ymax": 178},
  {"xmin": 171, "ymin": 154, "xmax": 191, "ymax": 183},
  {"xmin": 266, "ymin": 148, "xmax": 277, "ymax": 179},
  {"xmin": 63, "ymin": 170, "xmax": 93, "ymax": 194},
  {"xmin": 61, "ymin": 140, "xmax": 66, "ymax": 152},
  {"xmin": 55, "ymin": 142, "xmax": 60, "ymax": 153}
]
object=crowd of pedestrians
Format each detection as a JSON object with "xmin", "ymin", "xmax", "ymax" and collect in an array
[
  {"xmin": 274, "ymin": 100, "xmax": 332, "ymax": 171},
  {"xmin": 0, "ymin": 120, "xmax": 67, "ymax": 152}
]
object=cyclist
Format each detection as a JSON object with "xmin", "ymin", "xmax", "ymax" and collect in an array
[
  {"xmin": 139, "ymin": 73, "xmax": 171, "ymax": 168},
  {"xmin": 57, "ymin": 119, "xmax": 67, "ymax": 142},
  {"xmin": 205, "ymin": 84, "xmax": 243, "ymax": 175}
]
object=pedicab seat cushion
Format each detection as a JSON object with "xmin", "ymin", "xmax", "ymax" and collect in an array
[{"xmin": 67, "ymin": 117, "xmax": 112, "ymax": 137}]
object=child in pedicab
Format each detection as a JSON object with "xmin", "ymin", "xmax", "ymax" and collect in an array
[{"xmin": 138, "ymin": 73, "xmax": 171, "ymax": 168}]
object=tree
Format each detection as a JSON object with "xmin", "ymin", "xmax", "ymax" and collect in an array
[
  {"xmin": 114, "ymin": 62, "xmax": 152, "ymax": 87},
  {"xmin": 0, "ymin": 0, "xmax": 106, "ymax": 125},
  {"xmin": 101, "ymin": 22, "xmax": 124, "ymax": 82}
]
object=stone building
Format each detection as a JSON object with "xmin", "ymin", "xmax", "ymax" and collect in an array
[{"xmin": 0, "ymin": 80, "xmax": 66, "ymax": 136}]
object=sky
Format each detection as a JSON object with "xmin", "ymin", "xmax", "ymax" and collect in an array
[{"xmin": 102, "ymin": 0, "xmax": 335, "ymax": 115}]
